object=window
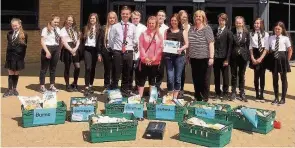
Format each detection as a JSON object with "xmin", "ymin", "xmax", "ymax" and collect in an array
[
  {"xmin": 113, "ymin": 5, "xmax": 136, "ymax": 21},
  {"xmin": 232, "ymin": 7, "xmax": 253, "ymax": 30},
  {"xmin": 146, "ymin": 5, "xmax": 166, "ymax": 22},
  {"xmin": 1, "ymin": 0, "xmax": 39, "ymax": 30},
  {"xmin": 291, "ymin": 5, "xmax": 295, "ymax": 30},
  {"xmin": 82, "ymin": 0, "xmax": 107, "ymax": 26},
  {"xmin": 205, "ymin": 7, "xmax": 226, "ymax": 29},
  {"xmin": 269, "ymin": 3, "xmax": 289, "ymax": 30}
]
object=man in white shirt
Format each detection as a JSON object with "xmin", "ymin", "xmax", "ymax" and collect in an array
[
  {"xmin": 109, "ymin": 6, "xmax": 136, "ymax": 96},
  {"xmin": 129, "ymin": 11, "xmax": 147, "ymax": 93},
  {"xmin": 156, "ymin": 10, "xmax": 169, "ymax": 95}
]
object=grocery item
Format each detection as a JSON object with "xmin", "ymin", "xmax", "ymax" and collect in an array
[
  {"xmin": 18, "ymin": 96, "xmax": 43, "ymax": 110},
  {"xmin": 91, "ymin": 116, "xmax": 132, "ymax": 124},
  {"xmin": 71, "ymin": 97, "xmax": 97, "ymax": 107},
  {"xmin": 128, "ymin": 95, "xmax": 141, "ymax": 104},
  {"xmin": 186, "ymin": 117, "xmax": 225, "ymax": 130},
  {"xmin": 108, "ymin": 90, "xmax": 123, "ymax": 100},
  {"xmin": 42, "ymin": 91, "xmax": 57, "ymax": 109},
  {"xmin": 149, "ymin": 86, "xmax": 158, "ymax": 103}
]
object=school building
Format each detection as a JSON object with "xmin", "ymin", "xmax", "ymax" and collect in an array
[{"xmin": 1, "ymin": 0, "xmax": 295, "ymax": 64}]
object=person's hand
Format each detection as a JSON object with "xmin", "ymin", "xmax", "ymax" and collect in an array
[
  {"xmin": 208, "ymin": 58, "xmax": 214, "ymax": 66},
  {"xmin": 256, "ymin": 58, "xmax": 262, "ymax": 64},
  {"xmin": 252, "ymin": 59, "xmax": 257, "ymax": 65},
  {"xmin": 223, "ymin": 60, "xmax": 228, "ymax": 66},
  {"xmin": 98, "ymin": 55, "xmax": 102, "ymax": 62},
  {"xmin": 177, "ymin": 49, "xmax": 182, "ymax": 55},
  {"xmin": 45, "ymin": 52, "xmax": 51, "ymax": 59},
  {"xmin": 145, "ymin": 58, "xmax": 151, "ymax": 64}
]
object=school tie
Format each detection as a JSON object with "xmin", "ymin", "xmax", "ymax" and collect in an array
[
  {"xmin": 53, "ymin": 28, "xmax": 60, "ymax": 43},
  {"xmin": 257, "ymin": 32, "xmax": 263, "ymax": 53},
  {"xmin": 89, "ymin": 27, "xmax": 94, "ymax": 39},
  {"xmin": 122, "ymin": 23, "xmax": 128, "ymax": 53},
  {"xmin": 274, "ymin": 36, "xmax": 280, "ymax": 59},
  {"xmin": 237, "ymin": 32, "xmax": 242, "ymax": 42},
  {"xmin": 12, "ymin": 31, "xmax": 17, "ymax": 42},
  {"xmin": 69, "ymin": 28, "xmax": 77, "ymax": 45},
  {"xmin": 217, "ymin": 28, "xmax": 222, "ymax": 38}
]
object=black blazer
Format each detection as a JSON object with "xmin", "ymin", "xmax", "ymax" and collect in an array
[
  {"xmin": 6, "ymin": 30, "xmax": 28, "ymax": 61},
  {"xmin": 80, "ymin": 24, "xmax": 103, "ymax": 55},
  {"xmin": 231, "ymin": 28, "xmax": 250, "ymax": 61},
  {"xmin": 213, "ymin": 27, "xmax": 233, "ymax": 61}
]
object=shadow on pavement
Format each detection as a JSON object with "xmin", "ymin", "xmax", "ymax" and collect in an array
[{"xmin": 11, "ymin": 117, "xmax": 23, "ymax": 127}]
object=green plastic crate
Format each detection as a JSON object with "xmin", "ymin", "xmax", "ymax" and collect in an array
[
  {"xmin": 228, "ymin": 106, "xmax": 276, "ymax": 134},
  {"xmin": 21, "ymin": 101, "xmax": 67, "ymax": 128},
  {"xmin": 105, "ymin": 98, "xmax": 144, "ymax": 117},
  {"xmin": 187, "ymin": 101, "xmax": 231, "ymax": 121},
  {"xmin": 178, "ymin": 116, "xmax": 233, "ymax": 147},
  {"xmin": 70, "ymin": 97, "xmax": 98, "ymax": 122},
  {"xmin": 88, "ymin": 113, "xmax": 138, "ymax": 143},
  {"xmin": 146, "ymin": 98, "xmax": 186, "ymax": 122}
]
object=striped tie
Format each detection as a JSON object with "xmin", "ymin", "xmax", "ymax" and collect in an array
[
  {"xmin": 217, "ymin": 28, "xmax": 222, "ymax": 38},
  {"xmin": 258, "ymin": 32, "xmax": 263, "ymax": 53},
  {"xmin": 237, "ymin": 32, "xmax": 242, "ymax": 55},
  {"xmin": 274, "ymin": 36, "xmax": 280, "ymax": 59},
  {"xmin": 12, "ymin": 31, "xmax": 17, "ymax": 42},
  {"xmin": 53, "ymin": 28, "xmax": 60, "ymax": 43},
  {"xmin": 69, "ymin": 28, "xmax": 77, "ymax": 45},
  {"xmin": 89, "ymin": 27, "xmax": 94, "ymax": 39}
]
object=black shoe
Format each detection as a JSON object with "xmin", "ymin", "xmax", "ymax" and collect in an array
[
  {"xmin": 66, "ymin": 85, "xmax": 73, "ymax": 92},
  {"xmin": 13, "ymin": 89, "xmax": 19, "ymax": 96},
  {"xmin": 229, "ymin": 93, "xmax": 236, "ymax": 101},
  {"xmin": 259, "ymin": 95, "xmax": 265, "ymax": 103},
  {"xmin": 240, "ymin": 93, "xmax": 247, "ymax": 102},
  {"xmin": 84, "ymin": 89, "xmax": 90, "ymax": 96},
  {"xmin": 71, "ymin": 84, "xmax": 78, "ymax": 92},
  {"xmin": 89, "ymin": 87, "xmax": 94, "ymax": 94},
  {"xmin": 121, "ymin": 89, "xmax": 132, "ymax": 97},
  {"xmin": 255, "ymin": 92, "xmax": 260, "ymax": 100},
  {"xmin": 271, "ymin": 98, "xmax": 279, "ymax": 105},
  {"xmin": 2, "ymin": 89, "xmax": 13, "ymax": 98},
  {"xmin": 278, "ymin": 99, "xmax": 285, "ymax": 105}
]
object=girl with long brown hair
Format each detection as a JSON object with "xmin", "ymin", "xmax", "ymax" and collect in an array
[
  {"xmin": 230, "ymin": 16, "xmax": 250, "ymax": 102},
  {"xmin": 60, "ymin": 15, "xmax": 81, "ymax": 92},
  {"xmin": 269, "ymin": 21, "xmax": 293, "ymax": 105},
  {"xmin": 249, "ymin": 18, "xmax": 269, "ymax": 102},
  {"xmin": 39, "ymin": 14, "xmax": 61, "ymax": 93},
  {"xmin": 81, "ymin": 13, "xmax": 103, "ymax": 96},
  {"xmin": 99, "ymin": 11, "xmax": 118, "ymax": 93},
  {"xmin": 3, "ymin": 18, "xmax": 28, "ymax": 98}
]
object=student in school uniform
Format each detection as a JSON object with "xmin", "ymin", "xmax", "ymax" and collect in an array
[
  {"xmin": 129, "ymin": 11, "xmax": 147, "ymax": 94},
  {"xmin": 3, "ymin": 18, "xmax": 28, "ymax": 98},
  {"xmin": 39, "ymin": 15, "xmax": 61, "ymax": 93},
  {"xmin": 230, "ymin": 16, "xmax": 250, "ymax": 102},
  {"xmin": 99, "ymin": 11, "xmax": 118, "ymax": 94},
  {"xmin": 109, "ymin": 6, "xmax": 136, "ymax": 96},
  {"xmin": 213, "ymin": 13, "xmax": 233, "ymax": 101},
  {"xmin": 60, "ymin": 15, "xmax": 81, "ymax": 92},
  {"xmin": 155, "ymin": 10, "xmax": 169, "ymax": 95},
  {"xmin": 81, "ymin": 13, "xmax": 103, "ymax": 96},
  {"xmin": 164, "ymin": 13, "xmax": 188, "ymax": 100},
  {"xmin": 268, "ymin": 21, "xmax": 293, "ymax": 105},
  {"xmin": 137, "ymin": 16, "xmax": 164, "ymax": 97},
  {"xmin": 249, "ymin": 18, "xmax": 269, "ymax": 102},
  {"xmin": 178, "ymin": 10, "xmax": 191, "ymax": 98}
]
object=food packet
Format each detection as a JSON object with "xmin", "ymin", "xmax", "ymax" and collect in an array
[
  {"xmin": 42, "ymin": 91, "xmax": 57, "ymax": 109},
  {"xmin": 108, "ymin": 89, "xmax": 123, "ymax": 100},
  {"xmin": 128, "ymin": 95, "xmax": 141, "ymax": 104},
  {"xmin": 149, "ymin": 86, "xmax": 158, "ymax": 103},
  {"xmin": 18, "ymin": 96, "xmax": 43, "ymax": 110}
]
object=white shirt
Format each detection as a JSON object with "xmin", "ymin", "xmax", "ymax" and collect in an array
[
  {"xmin": 159, "ymin": 23, "xmax": 169, "ymax": 38},
  {"xmin": 60, "ymin": 27, "xmax": 79, "ymax": 43},
  {"xmin": 12, "ymin": 30, "xmax": 20, "ymax": 40},
  {"xmin": 109, "ymin": 21, "xmax": 136, "ymax": 51},
  {"xmin": 269, "ymin": 35, "xmax": 291, "ymax": 51},
  {"xmin": 85, "ymin": 26, "xmax": 96, "ymax": 47},
  {"xmin": 218, "ymin": 26, "xmax": 225, "ymax": 34},
  {"xmin": 133, "ymin": 23, "xmax": 147, "ymax": 60},
  {"xmin": 106, "ymin": 26, "xmax": 111, "ymax": 48},
  {"xmin": 41, "ymin": 27, "xmax": 61, "ymax": 46},
  {"xmin": 236, "ymin": 29, "xmax": 243, "ymax": 38},
  {"xmin": 249, "ymin": 31, "xmax": 269, "ymax": 49}
]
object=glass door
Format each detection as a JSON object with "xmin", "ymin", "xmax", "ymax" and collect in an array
[
  {"xmin": 205, "ymin": 7, "xmax": 226, "ymax": 29},
  {"xmin": 172, "ymin": 6, "xmax": 194, "ymax": 24},
  {"xmin": 232, "ymin": 7, "xmax": 255, "ymax": 30}
]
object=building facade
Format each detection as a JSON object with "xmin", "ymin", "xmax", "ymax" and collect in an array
[{"xmin": 1, "ymin": 0, "xmax": 295, "ymax": 64}]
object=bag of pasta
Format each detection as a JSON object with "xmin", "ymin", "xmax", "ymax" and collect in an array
[
  {"xmin": 18, "ymin": 96, "xmax": 43, "ymax": 110},
  {"xmin": 42, "ymin": 91, "xmax": 57, "ymax": 109}
]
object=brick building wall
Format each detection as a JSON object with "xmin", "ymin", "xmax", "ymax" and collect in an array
[{"xmin": 1, "ymin": 0, "xmax": 81, "ymax": 64}]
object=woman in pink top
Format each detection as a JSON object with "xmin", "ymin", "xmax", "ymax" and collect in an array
[{"xmin": 137, "ymin": 16, "xmax": 163, "ymax": 97}]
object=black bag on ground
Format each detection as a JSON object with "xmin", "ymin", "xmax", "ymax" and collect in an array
[{"xmin": 143, "ymin": 122, "xmax": 166, "ymax": 140}]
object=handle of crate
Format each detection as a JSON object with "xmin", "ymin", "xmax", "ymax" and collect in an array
[{"xmin": 189, "ymin": 129, "xmax": 208, "ymax": 137}]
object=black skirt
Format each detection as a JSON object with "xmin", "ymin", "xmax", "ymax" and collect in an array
[
  {"xmin": 249, "ymin": 48, "xmax": 267, "ymax": 70},
  {"xmin": 4, "ymin": 60, "xmax": 25, "ymax": 71},
  {"xmin": 60, "ymin": 42, "xmax": 80, "ymax": 63},
  {"xmin": 267, "ymin": 51, "xmax": 291, "ymax": 73}
]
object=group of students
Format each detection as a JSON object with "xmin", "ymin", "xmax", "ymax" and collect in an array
[{"xmin": 3, "ymin": 6, "xmax": 293, "ymax": 106}]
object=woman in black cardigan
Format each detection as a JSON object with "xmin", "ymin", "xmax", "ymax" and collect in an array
[{"xmin": 3, "ymin": 18, "xmax": 28, "ymax": 98}]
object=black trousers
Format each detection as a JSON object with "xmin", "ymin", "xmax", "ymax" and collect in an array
[
  {"xmin": 180, "ymin": 63, "xmax": 186, "ymax": 91},
  {"xmin": 39, "ymin": 45, "xmax": 59, "ymax": 85},
  {"xmin": 156, "ymin": 56, "xmax": 165, "ymax": 88},
  {"xmin": 190, "ymin": 58, "xmax": 211, "ymax": 101},
  {"xmin": 254, "ymin": 67, "xmax": 266, "ymax": 94},
  {"xmin": 63, "ymin": 49, "xmax": 80, "ymax": 86},
  {"xmin": 129, "ymin": 59, "xmax": 140, "ymax": 89},
  {"xmin": 101, "ymin": 48, "xmax": 112, "ymax": 88},
  {"xmin": 111, "ymin": 50, "xmax": 133, "ymax": 91},
  {"xmin": 230, "ymin": 56, "xmax": 247, "ymax": 94},
  {"xmin": 273, "ymin": 72, "xmax": 288, "ymax": 100},
  {"xmin": 84, "ymin": 46, "xmax": 97, "ymax": 86},
  {"xmin": 213, "ymin": 58, "xmax": 229, "ymax": 95}
]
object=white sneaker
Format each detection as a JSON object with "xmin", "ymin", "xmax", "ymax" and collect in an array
[{"xmin": 49, "ymin": 86, "xmax": 59, "ymax": 92}]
